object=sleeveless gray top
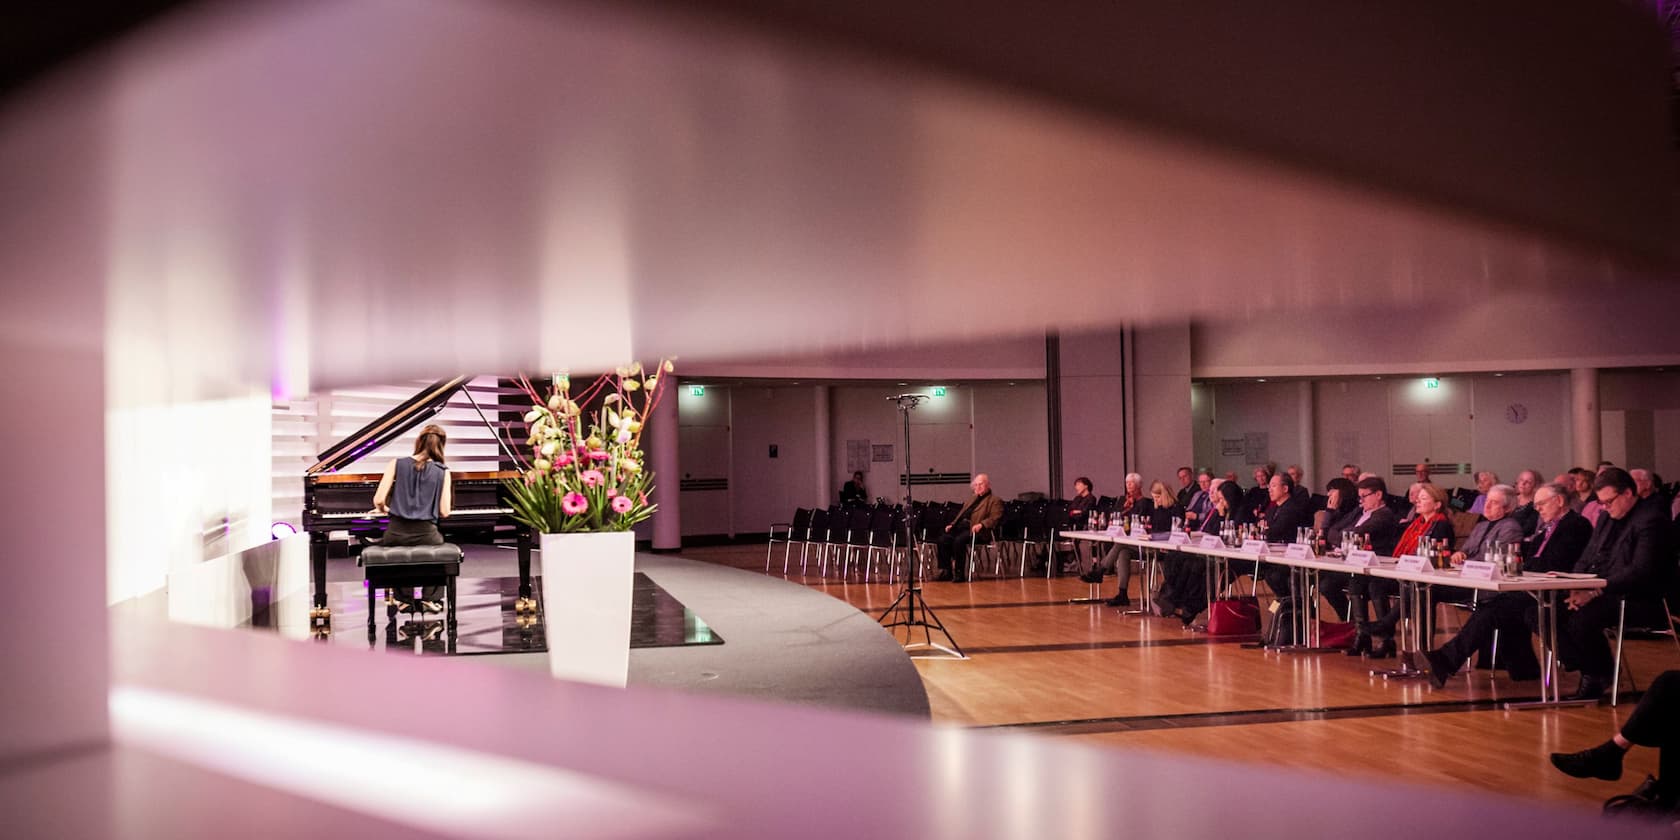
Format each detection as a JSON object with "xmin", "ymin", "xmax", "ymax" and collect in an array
[{"xmin": 388, "ymin": 458, "xmax": 446, "ymax": 522}]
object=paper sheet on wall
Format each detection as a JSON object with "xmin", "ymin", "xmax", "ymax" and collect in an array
[
  {"xmin": 846, "ymin": 439, "xmax": 871, "ymax": 473},
  {"xmin": 1244, "ymin": 432, "xmax": 1269, "ymax": 465}
]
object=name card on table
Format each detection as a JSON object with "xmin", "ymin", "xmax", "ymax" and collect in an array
[
  {"xmin": 1395, "ymin": 555, "xmax": 1433, "ymax": 574},
  {"xmin": 1199, "ymin": 534, "xmax": 1227, "ymax": 550},
  {"xmin": 1105, "ymin": 524, "xmax": 1123, "ymax": 536},
  {"xmin": 1343, "ymin": 550, "xmax": 1376, "ymax": 568},
  {"xmin": 1283, "ymin": 543, "xmax": 1313, "ymax": 560},
  {"xmin": 1130, "ymin": 526, "xmax": 1148, "ymax": 539},
  {"xmin": 1167, "ymin": 531, "xmax": 1191, "ymax": 546},
  {"xmin": 1240, "ymin": 539, "xmax": 1269, "ymax": 556},
  {"xmin": 1459, "ymin": 560, "xmax": 1499, "ymax": 581}
]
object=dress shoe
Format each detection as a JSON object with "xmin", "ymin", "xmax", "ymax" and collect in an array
[
  {"xmin": 1079, "ymin": 568, "xmax": 1105, "ymax": 584},
  {"xmin": 1423, "ymin": 649, "xmax": 1454, "ymax": 689},
  {"xmin": 1550, "ymin": 741, "xmax": 1625, "ymax": 781},
  {"xmin": 1105, "ymin": 593, "xmax": 1131, "ymax": 608},
  {"xmin": 1570, "ymin": 675, "xmax": 1607, "ymax": 702},
  {"xmin": 1346, "ymin": 631, "xmax": 1372, "ymax": 657},
  {"xmin": 1368, "ymin": 637, "xmax": 1396, "ymax": 659}
]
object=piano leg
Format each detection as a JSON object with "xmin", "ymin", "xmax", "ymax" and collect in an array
[
  {"xmin": 309, "ymin": 532, "xmax": 332, "ymax": 628},
  {"xmin": 516, "ymin": 528, "xmax": 537, "ymax": 615}
]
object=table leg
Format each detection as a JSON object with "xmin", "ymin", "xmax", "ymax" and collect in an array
[
  {"xmin": 1373, "ymin": 580, "xmax": 1428, "ymax": 679},
  {"xmin": 1506, "ymin": 590, "xmax": 1595, "ymax": 710}
]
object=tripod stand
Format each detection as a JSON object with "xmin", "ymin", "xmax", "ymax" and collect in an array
[{"xmin": 877, "ymin": 394, "xmax": 965, "ymax": 659}]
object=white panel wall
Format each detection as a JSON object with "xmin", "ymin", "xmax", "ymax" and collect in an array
[
  {"xmin": 1132, "ymin": 323, "xmax": 1194, "ymax": 487},
  {"xmin": 973, "ymin": 384, "xmax": 1051, "ymax": 499},
  {"xmin": 1059, "ymin": 330, "xmax": 1126, "ymax": 498},
  {"xmin": 1200, "ymin": 372, "xmax": 1579, "ymax": 494},
  {"xmin": 727, "ymin": 386, "xmax": 818, "ymax": 536}
]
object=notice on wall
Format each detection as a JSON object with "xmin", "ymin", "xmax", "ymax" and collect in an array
[
  {"xmin": 846, "ymin": 440, "xmax": 871, "ymax": 473},
  {"xmin": 1243, "ymin": 432, "xmax": 1269, "ymax": 465},
  {"xmin": 1220, "ymin": 438, "xmax": 1245, "ymax": 457},
  {"xmin": 872, "ymin": 444, "xmax": 894, "ymax": 463}
]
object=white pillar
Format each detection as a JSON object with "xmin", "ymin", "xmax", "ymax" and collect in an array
[
  {"xmin": 814, "ymin": 387, "xmax": 832, "ymax": 507},
  {"xmin": 1297, "ymin": 381, "xmax": 1316, "ymax": 489},
  {"xmin": 649, "ymin": 383, "xmax": 681, "ymax": 550},
  {"xmin": 1570, "ymin": 367, "xmax": 1600, "ymax": 469}
]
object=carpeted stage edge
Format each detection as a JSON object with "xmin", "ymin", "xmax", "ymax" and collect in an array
[{"xmin": 477, "ymin": 551, "xmax": 932, "ymax": 720}]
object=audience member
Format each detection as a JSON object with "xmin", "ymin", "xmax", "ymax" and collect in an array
[
  {"xmin": 1184, "ymin": 470, "xmax": 1214, "ymax": 523},
  {"xmin": 1079, "ymin": 473, "xmax": 1153, "ymax": 601},
  {"xmin": 1414, "ymin": 463, "xmax": 1433, "ymax": 485},
  {"xmin": 1467, "ymin": 470, "xmax": 1498, "ymax": 516},
  {"xmin": 934, "ymin": 474, "xmax": 1002, "ymax": 583},
  {"xmin": 1569, "ymin": 467, "xmax": 1594, "ymax": 513},
  {"xmin": 1154, "ymin": 480, "xmax": 1243, "ymax": 626},
  {"xmin": 1067, "ymin": 476, "xmax": 1096, "ymax": 530},
  {"xmin": 1099, "ymin": 481, "xmax": 1183, "ymax": 607},
  {"xmin": 1286, "ymin": 464, "xmax": 1311, "ymax": 502},
  {"xmin": 1351, "ymin": 483, "xmax": 1452, "ymax": 658},
  {"xmin": 1341, "ymin": 464, "xmax": 1361, "ymax": 483},
  {"xmin": 1258, "ymin": 472, "xmax": 1313, "ymax": 640},
  {"xmin": 1551, "ymin": 669, "xmax": 1680, "ymax": 814},
  {"xmin": 1175, "ymin": 466, "xmax": 1196, "ymax": 508},
  {"xmin": 1423, "ymin": 482, "xmax": 1589, "ymax": 685},
  {"xmin": 1315, "ymin": 477, "xmax": 1360, "ymax": 619},
  {"xmin": 1557, "ymin": 467, "xmax": 1675, "ymax": 700},
  {"xmin": 1240, "ymin": 465, "xmax": 1274, "ymax": 525},
  {"xmin": 1451, "ymin": 484, "xmax": 1524, "ymax": 564},
  {"xmin": 839, "ymin": 471, "xmax": 868, "ymax": 506},
  {"xmin": 1510, "ymin": 469, "xmax": 1542, "ymax": 535}
]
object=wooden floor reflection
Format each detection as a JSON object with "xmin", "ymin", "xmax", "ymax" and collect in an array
[{"xmin": 688, "ymin": 544, "xmax": 1675, "ymax": 811}]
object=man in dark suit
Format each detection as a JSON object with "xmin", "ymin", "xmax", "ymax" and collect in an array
[
  {"xmin": 934, "ymin": 473, "xmax": 1004, "ymax": 583},
  {"xmin": 1556, "ymin": 468, "xmax": 1676, "ymax": 700},
  {"xmin": 1424, "ymin": 482, "xmax": 1592, "ymax": 686},
  {"xmin": 1258, "ymin": 473, "xmax": 1313, "ymax": 628}
]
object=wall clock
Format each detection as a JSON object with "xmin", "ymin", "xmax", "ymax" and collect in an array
[{"xmin": 1505, "ymin": 403, "xmax": 1528, "ymax": 424}]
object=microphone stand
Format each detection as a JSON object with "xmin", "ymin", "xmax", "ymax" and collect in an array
[{"xmin": 877, "ymin": 394, "xmax": 965, "ymax": 658}]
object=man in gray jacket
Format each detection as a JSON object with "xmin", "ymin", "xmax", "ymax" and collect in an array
[{"xmin": 1452, "ymin": 484, "xmax": 1525, "ymax": 564}]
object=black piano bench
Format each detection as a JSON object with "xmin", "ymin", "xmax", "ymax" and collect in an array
[{"xmin": 358, "ymin": 544, "xmax": 463, "ymax": 643}]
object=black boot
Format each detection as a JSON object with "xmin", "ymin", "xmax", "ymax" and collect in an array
[
  {"xmin": 1346, "ymin": 630, "xmax": 1372, "ymax": 657},
  {"xmin": 1369, "ymin": 637, "xmax": 1396, "ymax": 659},
  {"xmin": 1571, "ymin": 675, "xmax": 1607, "ymax": 702},
  {"xmin": 1550, "ymin": 741, "xmax": 1626, "ymax": 781},
  {"xmin": 1424, "ymin": 649, "xmax": 1455, "ymax": 689}
]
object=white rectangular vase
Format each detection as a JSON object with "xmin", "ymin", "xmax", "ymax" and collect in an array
[{"xmin": 539, "ymin": 530, "xmax": 636, "ymax": 688}]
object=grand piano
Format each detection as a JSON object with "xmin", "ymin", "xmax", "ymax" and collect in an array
[{"xmin": 301, "ymin": 376, "xmax": 536, "ymax": 627}]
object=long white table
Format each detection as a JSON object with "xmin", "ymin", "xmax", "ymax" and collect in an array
[{"xmin": 1059, "ymin": 530, "xmax": 1604, "ymax": 706}]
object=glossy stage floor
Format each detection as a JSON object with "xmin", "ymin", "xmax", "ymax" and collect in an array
[{"xmin": 223, "ymin": 546, "xmax": 932, "ymax": 719}]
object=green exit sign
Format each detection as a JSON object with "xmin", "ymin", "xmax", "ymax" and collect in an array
[
  {"xmin": 932, "ymin": 387, "xmax": 947, "ymax": 397},
  {"xmin": 1423, "ymin": 378, "xmax": 1440, "ymax": 389},
  {"xmin": 689, "ymin": 385, "xmax": 705, "ymax": 396}
]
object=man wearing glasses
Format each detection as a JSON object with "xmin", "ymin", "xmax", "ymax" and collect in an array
[
  {"xmin": 1556, "ymin": 467, "xmax": 1675, "ymax": 700},
  {"xmin": 1423, "ymin": 482, "xmax": 1592, "ymax": 687}
]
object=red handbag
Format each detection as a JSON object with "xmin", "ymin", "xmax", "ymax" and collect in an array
[
  {"xmin": 1315, "ymin": 619, "xmax": 1358, "ymax": 649},
  {"xmin": 1207, "ymin": 597, "xmax": 1260, "ymax": 636}
]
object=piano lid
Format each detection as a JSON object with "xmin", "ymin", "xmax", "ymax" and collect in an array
[{"xmin": 306, "ymin": 376, "xmax": 469, "ymax": 475}]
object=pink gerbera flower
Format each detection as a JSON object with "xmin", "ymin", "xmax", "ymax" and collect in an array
[
  {"xmin": 561, "ymin": 492, "xmax": 588, "ymax": 515},
  {"xmin": 581, "ymin": 469, "xmax": 605, "ymax": 487},
  {"xmin": 555, "ymin": 452, "xmax": 575, "ymax": 467},
  {"xmin": 611, "ymin": 495, "xmax": 634, "ymax": 514},
  {"xmin": 588, "ymin": 449, "xmax": 610, "ymax": 462}
]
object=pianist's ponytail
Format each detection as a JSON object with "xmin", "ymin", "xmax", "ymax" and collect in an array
[{"xmin": 413, "ymin": 424, "xmax": 447, "ymax": 469}]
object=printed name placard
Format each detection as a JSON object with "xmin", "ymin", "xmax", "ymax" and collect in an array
[
  {"xmin": 1130, "ymin": 526, "xmax": 1148, "ymax": 539},
  {"xmin": 1283, "ymin": 543, "xmax": 1313, "ymax": 560},
  {"xmin": 1395, "ymin": 555, "xmax": 1432, "ymax": 574},
  {"xmin": 1459, "ymin": 560, "xmax": 1499, "ymax": 581},
  {"xmin": 1105, "ymin": 524, "xmax": 1123, "ymax": 536},
  {"xmin": 1344, "ymin": 550, "xmax": 1376, "ymax": 568},
  {"xmin": 1198, "ymin": 534, "xmax": 1227, "ymax": 550},
  {"xmin": 1167, "ymin": 531, "xmax": 1191, "ymax": 545},
  {"xmin": 1240, "ymin": 539, "xmax": 1269, "ymax": 556}
]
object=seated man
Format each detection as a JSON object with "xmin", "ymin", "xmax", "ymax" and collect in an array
[
  {"xmin": 1286, "ymin": 464, "xmax": 1312, "ymax": 504},
  {"xmin": 1556, "ymin": 468, "xmax": 1675, "ymax": 700},
  {"xmin": 1257, "ymin": 472, "xmax": 1312, "ymax": 639},
  {"xmin": 1183, "ymin": 470, "xmax": 1214, "ymax": 524},
  {"xmin": 1175, "ymin": 466, "xmax": 1196, "ymax": 509},
  {"xmin": 934, "ymin": 473, "xmax": 1003, "ymax": 583},
  {"xmin": 1451, "ymin": 484, "xmax": 1525, "ymax": 565},
  {"xmin": 1423, "ymin": 483, "xmax": 1591, "ymax": 685},
  {"xmin": 1341, "ymin": 464, "xmax": 1361, "ymax": 483}
]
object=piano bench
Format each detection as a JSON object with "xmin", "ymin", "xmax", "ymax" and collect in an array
[{"xmin": 358, "ymin": 544, "xmax": 463, "ymax": 642}]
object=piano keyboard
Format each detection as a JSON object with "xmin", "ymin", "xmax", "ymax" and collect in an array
[{"xmin": 315, "ymin": 506, "xmax": 513, "ymax": 520}]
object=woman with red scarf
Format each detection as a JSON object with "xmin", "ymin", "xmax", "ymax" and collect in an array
[{"xmin": 1349, "ymin": 483, "xmax": 1454, "ymax": 657}]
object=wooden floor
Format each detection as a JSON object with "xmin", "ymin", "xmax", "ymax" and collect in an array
[{"xmin": 682, "ymin": 543, "xmax": 1680, "ymax": 812}]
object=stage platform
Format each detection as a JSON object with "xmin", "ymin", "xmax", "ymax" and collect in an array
[{"xmin": 197, "ymin": 544, "xmax": 930, "ymax": 719}]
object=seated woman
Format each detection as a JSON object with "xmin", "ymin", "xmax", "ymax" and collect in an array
[
  {"xmin": 1313, "ymin": 477, "xmax": 1359, "ymax": 619},
  {"xmin": 1154, "ymin": 479, "xmax": 1243, "ymax": 625},
  {"xmin": 1103, "ymin": 480, "xmax": 1184, "ymax": 608},
  {"xmin": 1348, "ymin": 482, "xmax": 1450, "ymax": 657}
]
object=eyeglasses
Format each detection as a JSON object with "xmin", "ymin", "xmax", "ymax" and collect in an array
[{"xmin": 1357, "ymin": 491, "xmax": 1379, "ymax": 499}]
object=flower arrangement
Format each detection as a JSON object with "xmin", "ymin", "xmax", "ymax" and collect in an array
[{"xmin": 502, "ymin": 360, "xmax": 673, "ymax": 533}]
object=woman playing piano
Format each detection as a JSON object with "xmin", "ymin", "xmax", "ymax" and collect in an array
[{"xmin": 372, "ymin": 423, "xmax": 454, "ymax": 612}]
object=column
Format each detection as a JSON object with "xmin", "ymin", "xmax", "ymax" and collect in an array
[
  {"xmin": 649, "ymin": 382, "xmax": 681, "ymax": 551},
  {"xmin": 1297, "ymin": 381, "xmax": 1316, "ymax": 489},
  {"xmin": 814, "ymin": 387, "xmax": 833, "ymax": 506},
  {"xmin": 1570, "ymin": 367, "xmax": 1600, "ymax": 469}
]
